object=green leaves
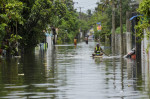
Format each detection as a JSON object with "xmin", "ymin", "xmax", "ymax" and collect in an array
[
  {"xmin": 137, "ymin": 0, "xmax": 150, "ymax": 16},
  {"xmin": 5, "ymin": 1, "xmax": 24, "ymax": 22},
  {"xmin": 57, "ymin": 9, "xmax": 80, "ymax": 43},
  {"xmin": 0, "ymin": 14, "xmax": 9, "ymax": 22},
  {"xmin": 0, "ymin": 23, "xmax": 7, "ymax": 41},
  {"xmin": 9, "ymin": 34, "xmax": 22, "ymax": 43},
  {"xmin": 136, "ymin": 0, "xmax": 150, "ymax": 41},
  {"xmin": 0, "ymin": 0, "xmax": 80, "ymax": 50}
]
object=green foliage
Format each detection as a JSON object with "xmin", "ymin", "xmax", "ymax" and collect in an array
[
  {"xmin": 115, "ymin": 24, "xmax": 126, "ymax": 34},
  {"xmin": 50, "ymin": 0, "xmax": 67, "ymax": 27},
  {"xmin": 80, "ymin": 20, "xmax": 89, "ymax": 32},
  {"xmin": 5, "ymin": 1, "xmax": 24, "ymax": 23},
  {"xmin": 89, "ymin": 12, "xmax": 111, "ymax": 40},
  {"xmin": 5, "ymin": 34, "xmax": 22, "ymax": 55},
  {"xmin": 0, "ymin": 0, "xmax": 23, "ymax": 51},
  {"xmin": 137, "ymin": 0, "xmax": 150, "ymax": 16},
  {"xmin": 17, "ymin": 0, "xmax": 53, "ymax": 49},
  {"xmin": 135, "ymin": 0, "xmax": 150, "ymax": 52},
  {"xmin": 57, "ymin": 8, "xmax": 80, "ymax": 43},
  {"xmin": 0, "ymin": 0, "xmax": 81, "ymax": 53},
  {"xmin": 8, "ymin": 34, "xmax": 22, "ymax": 43},
  {"xmin": 0, "ymin": 23, "xmax": 7, "ymax": 42},
  {"xmin": 136, "ymin": 0, "xmax": 150, "ymax": 39},
  {"xmin": 57, "ymin": 29, "xmax": 68, "ymax": 43},
  {"xmin": 87, "ymin": 0, "xmax": 132, "ymax": 40}
]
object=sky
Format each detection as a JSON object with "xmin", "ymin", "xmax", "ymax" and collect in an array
[{"xmin": 73, "ymin": 0, "xmax": 99, "ymax": 13}]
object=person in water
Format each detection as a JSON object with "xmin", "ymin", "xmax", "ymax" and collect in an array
[
  {"xmin": 85, "ymin": 35, "xmax": 89, "ymax": 44},
  {"xmin": 124, "ymin": 48, "xmax": 136, "ymax": 59},
  {"xmin": 94, "ymin": 43, "xmax": 103, "ymax": 56},
  {"xmin": 74, "ymin": 37, "xmax": 77, "ymax": 45}
]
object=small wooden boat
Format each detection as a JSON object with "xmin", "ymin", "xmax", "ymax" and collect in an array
[
  {"xmin": 92, "ymin": 53, "xmax": 103, "ymax": 58},
  {"xmin": 93, "ymin": 55, "xmax": 103, "ymax": 58}
]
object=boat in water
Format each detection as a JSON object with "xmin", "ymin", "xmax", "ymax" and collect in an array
[{"xmin": 92, "ymin": 53, "xmax": 103, "ymax": 58}]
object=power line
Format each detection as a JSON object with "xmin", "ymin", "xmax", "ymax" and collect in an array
[
  {"xmin": 74, "ymin": 0, "xmax": 98, "ymax": 4},
  {"xmin": 74, "ymin": 0, "xmax": 98, "ymax": 13},
  {"xmin": 75, "ymin": 3, "xmax": 97, "ymax": 10},
  {"xmin": 79, "ymin": 3, "xmax": 97, "ymax": 8}
]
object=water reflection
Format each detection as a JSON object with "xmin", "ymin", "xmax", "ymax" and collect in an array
[
  {"xmin": 0, "ymin": 58, "xmax": 19, "ymax": 84},
  {"xmin": 0, "ymin": 42, "xmax": 149, "ymax": 99}
]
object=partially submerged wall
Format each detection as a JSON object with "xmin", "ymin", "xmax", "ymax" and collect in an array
[{"xmin": 141, "ymin": 28, "xmax": 150, "ymax": 76}]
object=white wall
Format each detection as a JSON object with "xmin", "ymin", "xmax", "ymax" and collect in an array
[{"xmin": 141, "ymin": 28, "xmax": 150, "ymax": 90}]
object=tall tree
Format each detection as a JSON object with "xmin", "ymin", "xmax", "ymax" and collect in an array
[
  {"xmin": 18, "ymin": 0, "xmax": 53, "ymax": 51},
  {"xmin": 0, "ymin": 0, "xmax": 23, "ymax": 56}
]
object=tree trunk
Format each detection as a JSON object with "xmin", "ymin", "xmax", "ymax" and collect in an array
[
  {"xmin": 126, "ymin": 11, "xmax": 131, "ymax": 53},
  {"xmin": 112, "ymin": 0, "xmax": 115, "ymax": 55},
  {"xmin": 120, "ymin": 0, "xmax": 123, "ymax": 56}
]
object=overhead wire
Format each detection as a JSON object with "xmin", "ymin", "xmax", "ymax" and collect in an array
[
  {"xmin": 74, "ymin": 0, "xmax": 98, "ymax": 7},
  {"xmin": 74, "ymin": 0, "xmax": 96, "ymax": 4},
  {"xmin": 75, "ymin": 4, "xmax": 97, "ymax": 13},
  {"xmin": 73, "ymin": 0, "xmax": 99, "ymax": 13}
]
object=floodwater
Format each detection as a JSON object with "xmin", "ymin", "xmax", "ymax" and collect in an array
[{"xmin": 0, "ymin": 41, "xmax": 149, "ymax": 99}]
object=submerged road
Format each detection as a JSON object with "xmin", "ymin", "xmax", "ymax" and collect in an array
[{"xmin": 0, "ymin": 41, "xmax": 149, "ymax": 99}]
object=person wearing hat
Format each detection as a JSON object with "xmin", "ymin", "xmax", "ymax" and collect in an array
[{"xmin": 94, "ymin": 43, "xmax": 103, "ymax": 56}]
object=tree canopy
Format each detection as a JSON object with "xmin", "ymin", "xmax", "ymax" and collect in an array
[{"xmin": 0, "ymin": 0, "xmax": 81, "ymax": 55}]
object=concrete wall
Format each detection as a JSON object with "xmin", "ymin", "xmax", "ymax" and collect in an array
[
  {"xmin": 126, "ymin": 32, "xmax": 132, "ymax": 53},
  {"xmin": 141, "ymin": 28, "xmax": 150, "ymax": 71},
  {"xmin": 46, "ymin": 34, "xmax": 52, "ymax": 49},
  {"xmin": 141, "ymin": 28, "xmax": 150, "ymax": 91},
  {"xmin": 115, "ymin": 33, "xmax": 126, "ymax": 55}
]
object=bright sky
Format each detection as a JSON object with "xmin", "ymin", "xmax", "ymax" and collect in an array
[{"xmin": 73, "ymin": 0, "xmax": 99, "ymax": 13}]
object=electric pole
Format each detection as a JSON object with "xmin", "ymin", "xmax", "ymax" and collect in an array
[
  {"xmin": 77, "ymin": 7, "xmax": 84, "ymax": 20},
  {"xmin": 77, "ymin": 7, "xmax": 83, "ymax": 39}
]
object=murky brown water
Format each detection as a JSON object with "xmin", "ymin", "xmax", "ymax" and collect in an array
[{"xmin": 0, "ymin": 41, "xmax": 149, "ymax": 99}]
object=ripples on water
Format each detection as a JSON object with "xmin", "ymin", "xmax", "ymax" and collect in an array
[{"xmin": 0, "ymin": 42, "xmax": 149, "ymax": 99}]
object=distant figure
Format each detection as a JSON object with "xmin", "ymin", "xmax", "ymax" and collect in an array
[
  {"xmin": 124, "ymin": 48, "xmax": 136, "ymax": 60},
  {"xmin": 40, "ymin": 43, "xmax": 44, "ymax": 50},
  {"xmin": 74, "ymin": 37, "xmax": 77, "ymax": 45},
  {"xmin": 85, "ymin": 35, "xmax": 88, "ymax": 44},
  {"xmin": 52, "ymin": 27, "xmax": 56, "ymax": 45},
  {"xmin": 93, "ymin": 43, "xmax": 103, "ymax": 56}
]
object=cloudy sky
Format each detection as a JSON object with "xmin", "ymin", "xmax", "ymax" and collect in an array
[{"xmin": 73, "ymin": 0, "xmax": 99, "ymax": 13}]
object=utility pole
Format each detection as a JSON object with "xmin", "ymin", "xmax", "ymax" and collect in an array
[
  {"xmin": 77, "ymin": 7, "xmax": 84, "ymax": 39},
  {"xmin": 77, "ymin": 7, "xmax": 83, "ymax": 20},
  {"xmin": 126, "ymin": 11, "xmax": 131, "ymax": 53},
  {"xmin": 112, "ymin": 0, "xmax": 115, "ymax": 56},
  {"xmin": 120, "ymin": 0, "xmax": 123, "ymax": 56}
]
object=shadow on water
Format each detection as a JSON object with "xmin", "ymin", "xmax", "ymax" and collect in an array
[
  {"xmin": 23, "ymin": 52, "xmax": 46, "ymax": 84},
  {"xmin": 0, "ymin": 58, "xmax": 19, "ymax": 84},
  {"xmin": 0, "ymin": 47, "xmax": 58, "ymax": 98}
]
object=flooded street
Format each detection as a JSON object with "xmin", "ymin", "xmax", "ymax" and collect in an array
[{"xmin": 0, "ymin": 41, "xmax": 149, "ymax": 99}]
